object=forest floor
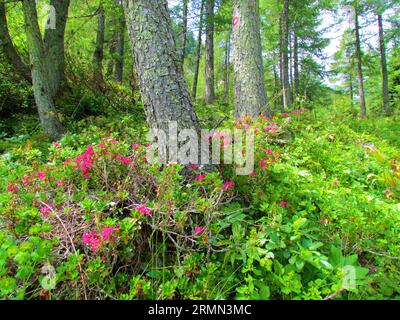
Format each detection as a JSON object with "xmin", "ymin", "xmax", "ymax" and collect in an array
[{"xmin": 0, "ymin": 105, "xmax": 400, "ymax": 300}]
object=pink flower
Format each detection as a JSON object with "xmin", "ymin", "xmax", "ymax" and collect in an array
[
  {"xmin": 136, "ymin": 204, "xmax": 152, "ymax": 217},
  {"xmin": 7, "ymin": 184, "xmax": 20, "ymax": 194},
  {"xmin": 222, "ymin": 181, "xmax": 234, "ymax": 191},
  {"xmin": 39, "ymin": 205, "xmax": 52, "ymax": 215},
  {"xmin": 21, "ymin": 177, "xmax": 30, "ymax": 186},
  {"xmin": 83, "ymin": 231, "xmax": 101, "ymax": 251},
  {"xmin": 266, "ymin": 149, "xmax": 273, "ymax": 155},
  {"xmin": 260, "ymin": 159, "xmax": 267, "ymax": 168},
  {"xmin": 38, "ymin": 171, "xmax": 46, "ymax": 180},
  {"xmin": 265, "ymin": 124, "xmax": 278, "ymax": 133},
  {"xmin": 195, "ymin": 226, "xmax": 205, "ymax": 236},
  {"xmin": 132, "ymin": 143, "xmax": 140, "ymax": 151},
  {"xmin": 280, "ymin": 201, "xmax": 287, "ymax": 208},
  {"xmin": 281, "ymin": 113, "xmax": 290, "ymax": 117},
  {"xmin": 56, "ymin": 181, "xmax": 63, "ymax": 187},
  {"xmin": 116, "ymin": 155, "xmax": 131, "ymax": 166},
  {"xmin": 65, "ymin": 159, "xmax": 71, "ymax": 164},
  {"xmin": 101, "ymin": 226, "xmax": 116, "ymax": 241},
  {"xmin": 190, "ymin": 163, "xmax": 197, "ymax": 170},
  {"xmin": 195, "ymin": 173, "xmax": 207, "ymax": 182},
  {"xmin": 75, "ymin": 145, "xmax": 95, "ymax": 179},
  {"xmin": 52, "ymin": 142, "xmax": 61, "ymax": 148},
  {"xmin": 98, "ymin": 143, "xmax": 106, "ymax": 149}
]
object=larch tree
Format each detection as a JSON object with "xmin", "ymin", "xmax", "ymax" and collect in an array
[
  {"xmin": 123, "ymin": 0, "xmax": 200, "ymax": 133},
  {"xmin": 192, "ymin": 0, "xmax": 205, "ymax": 100},
  {"xmin": 280, "ymin": 0, "xmax": 292, "ymax": 110},
  {"xmin": 44, "ymin": 0, "xmax": 70, "ymax": 98},
  {"xmin": 232, "ymin": 0, "xmax": 269, "ymax": 117},
  {"xmin": 93, "ymin": 4, "xmax": 106, "ymax": 89},
  {"xmin": 181, "ymin": 0, "xmax": 189, "ymax": 63},
  {"xmin": 22, "ymin": 0, "xmax": 64, "ymax": 139},
  {"xmin": 0, "ymin": 2, "xmax": 32, "ymax": 83},
  {"xmin": 204, "ymin": 0, "xmax": 216, "ymax": 104},
  {"xmin": 114, "ymin": 0, "xmax": 125, "ymax": 82}
]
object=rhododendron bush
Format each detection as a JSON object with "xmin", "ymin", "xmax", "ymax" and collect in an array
[{"xmin": 1, "ymin": 112, "xmax": 399, "ymax": 300}]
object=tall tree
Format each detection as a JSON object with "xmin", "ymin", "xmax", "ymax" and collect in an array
[
  {"xmin": 0, "ymin": 2, "xmax": 31, "ymax": 83},
  {"xmin": 181, "ymin": 0, "xmax": 189, "ymax": 63},
  {"xmin": 123, "ymin": 0, "xmax": 200, "ymax": 133},
  {"xmin": 232, "ymin": 0, "xmax": 269, "ymax": 117},
  {"xmin": 93, "ymin": 4, "xmax": 105, "ymax": 89},
  {"xmin": 114, "ymin": 1, "xmax": 125, "ymax": 82},
  {"xmin": 377, "ymin": 12, "xmax": 389, "ymax": 114},
  {"xmin": 353, "ymin": 2, "xmax": 366, "ymax": 117},
  {"xmin": 192, "ymin": 0, "xmax": 205, "ymax": 99},
  {"xmin": 44, "ymin": 0, "xmax": 70, "ymax": 98},
  {"xmin": 205, "ymin": 0, "xmax": 216, "ymax": 103},
  {"xmin": 22, "ymin": 0, "xmax": 63, "ymax": 139},
  {"xmin": 280, "ymin": 0, "xmax": 292, "ymax": 110},
  {"xmin": 224, "ymin": 30, "xmax": 231, "ymax": 104}
]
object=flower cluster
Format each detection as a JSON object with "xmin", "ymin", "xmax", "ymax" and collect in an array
[
  {"xmin": 136, "ymin": 204, "xmax": 152, "ymax": 217},
  {"xmin": 75, "ymin": 145, "xmax": 95, "ymax": 179},
  {"xmin": 83, "ymin": 225, "xmax": 119, "ymax": 251}
]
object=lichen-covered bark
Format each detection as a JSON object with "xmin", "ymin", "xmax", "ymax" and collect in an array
[
  {"xmin": 181, "ymin": 0, "xmax": 189, "ymax": 63},
  {"xmin": 354, "ymin": 6, "xmax": 366, "ymax": 117},
  {"xmin": 114, "ymin": 14, "xmax": 125, "ymax": 82},
  {"xmin": 280, "ymin": 0, "xmax": 291, "ymax": 110},
  {"xmin": 378, "ymin": 13, "xmax": 389, "ymax": 114},
  {"xmin": 93, "ymin": 5, "xmax": 105, "ymax": 88},
  {"xmin": 123, "ymin": 0, "xmax": 200, "ymax": 133},
  {"xmin": 0, "ymin": 2, "xmax": 31, "ymax": 83},
  {"xmin": 192, "ymin": 0, "xmax": 205, "ymax": 100},
  {"xmin": 44, "ymin": 0, "xmax": 70, "ymax": 98},
  {"xmin": 204, "ymin": 0, "xmax": 215, "ymax": 104},
  {"xmin": 22, "ymin": 0, "xmax": 63, "ymax": 140},
  {"xmin": 232, "ymin": 0, "xmax": 269, "ymax": 117}
]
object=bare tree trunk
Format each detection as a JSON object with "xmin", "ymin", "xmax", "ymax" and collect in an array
[
  {"xmin": 281, "ymin": 0, "xmax": 292, "ymax": 110},
  {"xmin": 114, "ymin": 14, "xmax": 125, "ymax": 82},
  {"xmin": 205, "ymin": 0, "xmax": 216, "ymax": 103},
  {"xmin": 293, "ymin": 30, "xmax": 299, "ymax": 99},
  {"xmin": 0, "ymin": 2, "xmax": 31, "ymax": 83},
  {"xmin": 224, "ymin": 30, "xmax": 231, "ymax": 104},
  {"xmin": 192, "ymin": 0, "xmax": 205, "ymax": 100},
  {"xmin": 181, "ymin": 0, "xmax": 189, "ymax": 63},
  {"xmin": 378, "ymin": 13, "xmax": 389, "ymax": 114},
  {"xmin": 354, "ymin": 6, "xmax": 366, "ymax": 117},
  {"xmin": 123, "ymin": 0, "xmax": 200, "ymax": 133},
  {"xmin": 22, "ymin": 0, "xmax": 63, "ymax": 140},
  {"xmin": 93, "ymin": 5, "xmax": 105, "ymax": 89},
  {"xmin": 232, "ymin": 0, "xmax": 269, "ymax": 117},
  {"xmin": 44, "ymin": 0, "xmax": 70, "ymax": 98}
]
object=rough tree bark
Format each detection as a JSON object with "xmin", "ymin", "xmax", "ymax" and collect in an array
[
  {"xmin": 204, "ymin": 0, "xmax": 215, "ymax": 104},
  {"xmin": 123, "ymin": 0, "xmax": 200, "ymax": 133},
  {"xmin": 114, "ymin": 10, "xmax": 125, "ymax": 82},
  {"xmin": 0, "ymin": 2, "xmax": 32, "ymax": 83},
  {"xmin": 293, "ymin": 30, "xmax": 299, "ymax": 99},
  {"xmin": 192, "ymin": 0, "xmax": 205, "ymax": 100},
  {"xmin": 281, "ymin": 0, "xmax": 292, "ymax": 110},
  {"xmin": 44, "ymin": 0, "xmax": 70, "ymax": 98},
  {"xmin": 378, "ymin": 13, "xmax": 389, "ymax": 114},
  {"xmin": 93, "ymin": 5, "xmax": 105, "ymax": 88},
  {"xmin": 22, "ymin": 0, "xmax": 63, "ymax": 139},
  {"xmin": 354, "ymin": 6, "xmax": 366, "ymax": 117},
  {"xmin": 232, "ymin": 0, "xmax": 269, "ymax": 117},
  {"xmin": 224, "ymin": 30, "xmax": 231, "ymax": 104},
  {"xmin": 181, "ymin": 0, "xmax": 189, "ymax": 63}
]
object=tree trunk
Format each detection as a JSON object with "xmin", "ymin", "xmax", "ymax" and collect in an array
[
  {"xmin": 93, "ymin": 5, "xmax": 105, "ymax": 89},
  {"xmin": 232, "ymin": 0, "xmax": 269, "ymax": 117},
  {"xmin": 181, "ymin": 0, "xmax": 189, "ymax": 63},
  {"xmin": 224, "ymin": 30, "xmax": 231, "ymax": 104},
  {"xmin": 22, "ymin": 0, "xmax": 63, "ymax": 140},
  {"xmin": 293, "ymin": 30, "xmax": 299, "ymax": 99},
  {"xmin": 205, "ymin": 0, "xmax": 215, "ymax": 104},
  {"xmin": 192, "ymin": 0, "xmax": 205, "ymax": 100},
  {"xmin": 281, "ymin": 0, "xmax": 292, "ymax": 110},
  {"xmin": 378, "ymin": 13, "xmax": 389, "ymax": 114},
  {"xmin": 123, "ymin": 0, "xmax": 200, "ymax": 133},
  {"xmin": 0, "ymin": 2, "xmax": 32, "ymax": 83},
  {"xmin": 354, "ymin": 6, "xmax": 366, "ymax": 117},
  {"xmin": 44, "ymin": 0, "xmax": 70, "ymax": 98},
  {"xmin": 114, "ymin": 14, "xmax": 125, "ymax": 82}
]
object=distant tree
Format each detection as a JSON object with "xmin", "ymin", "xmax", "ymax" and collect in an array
[{"xmin": 205, "ymin": 0, "xmax": 216, "ymax": 103}]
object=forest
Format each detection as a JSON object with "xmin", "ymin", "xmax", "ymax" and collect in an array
[{"xmin": 0, "ymin": 0, "xmax": 399, "ymax": 301}]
